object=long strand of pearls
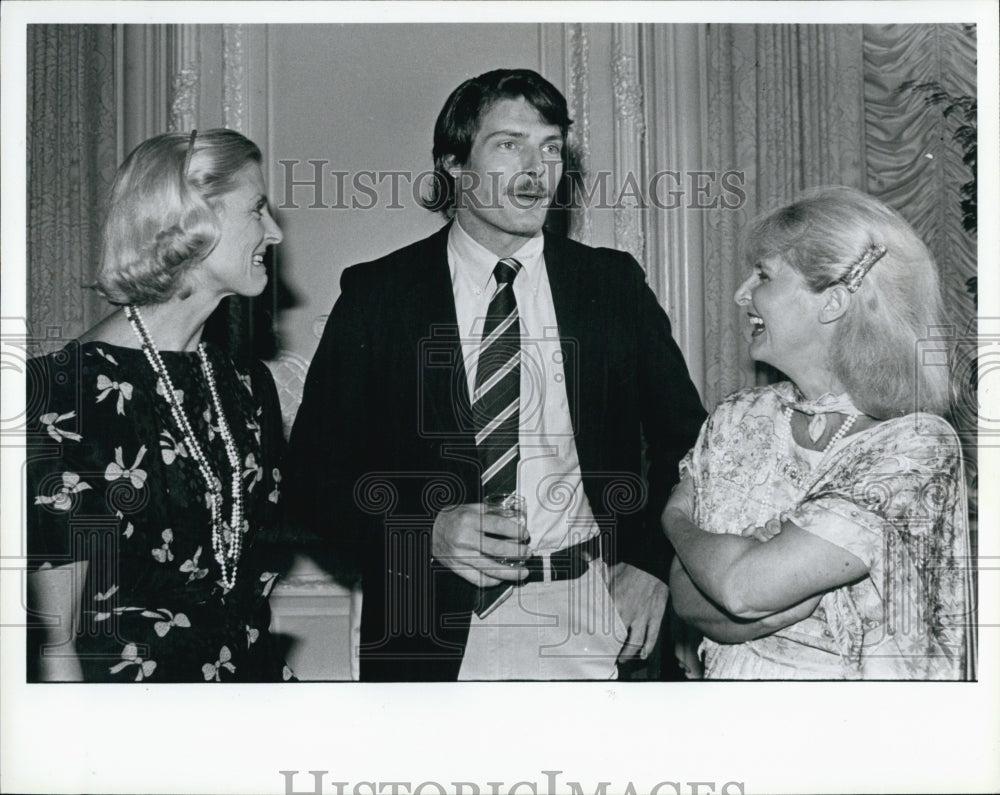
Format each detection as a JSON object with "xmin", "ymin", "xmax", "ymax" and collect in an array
[{"xmin": 125, "ymin": 305, "xmax": 244, "ymax": 589}]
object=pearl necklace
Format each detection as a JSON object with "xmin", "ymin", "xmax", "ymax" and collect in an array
[
  {"xmin": 755, "ymin": 407, "xmax": 860, "ymax": 527},
  {"xmin": 125, "ymin": 305, "xmax": 244, "ymax": 589},
  {"xmin": 783, "ymin": 406, "xmax": 860, "ymax": 456}
]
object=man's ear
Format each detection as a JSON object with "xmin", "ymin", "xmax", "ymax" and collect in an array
[
  {"xmin": 819, "ymin": 285, "xmax": 851, "ymax": 324},
  {"xmin": 443, "ymin": 154, "xmax": 460, "ymax": 178}
]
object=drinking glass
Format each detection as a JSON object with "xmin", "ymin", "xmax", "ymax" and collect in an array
[{"xmin": 483, "ymin": 493, "xmax": 531, "ymax": 566}]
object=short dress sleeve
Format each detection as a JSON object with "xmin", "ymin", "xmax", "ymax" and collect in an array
[
  {"xmin": 786, "ymin": 414, "xmax": 964, "ymax": 566},
  {"xmin": 681, "ymin": 388, "xmax": 780, "ymax": 535},
  {"xmin": 26, "ymin": 343, "xmax": 108, "ymax": 570},
  {"xmin": 787, "ymin": 496, "xmax": 884, "ymax": 567},
  {"xmin": 782, "ymin": 413, "xmax": 971, "ymax": 679}
]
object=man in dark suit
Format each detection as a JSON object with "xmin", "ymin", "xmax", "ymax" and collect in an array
[{"xmin": 285, "ymin": 69, "xmax": 705, "ymax": 680}]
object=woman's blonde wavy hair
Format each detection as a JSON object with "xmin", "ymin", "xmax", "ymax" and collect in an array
[
  {"xmin": 94, "ymin": 129, "xmax": 261, "ymax": 305},
  {"xmin": 743, "ymin": 185, "xmax": 952, "ymax": 418}
]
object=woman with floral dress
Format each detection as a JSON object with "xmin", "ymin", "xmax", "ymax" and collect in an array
[
  {"xmin": 27, "ymin": 129, "xmax": 293, "ymax": 682},
  {"xmin": 663, "ymin": 186, "xmax": 974, "ymax": 680}
]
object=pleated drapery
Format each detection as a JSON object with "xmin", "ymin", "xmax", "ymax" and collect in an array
[
  {"xmin": 701, "ymin": 25, "xmax": 866, "ymax": 409},
  {"xmin": 697, "ymin": 24, "xmax": 975, "ymax": 412},
  {"xmin": 862, "ymin": 23, "xmax": 978, "ymax": 548},
  {"xmin": 863, "ymin": 24, "xmax": 977, "ymax": 383},
  {"xmin": 26, "ymin": 25, "xmax": 118, "ymax": 355}
]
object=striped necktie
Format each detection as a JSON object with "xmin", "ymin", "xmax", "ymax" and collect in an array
[{"xmin": 473, "ymin": 257, "xmax": 523, "ymax": 496}]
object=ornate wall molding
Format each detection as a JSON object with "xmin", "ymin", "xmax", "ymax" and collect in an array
[
  {"xmin": 122, "ymin": 25, "xmax": 263, "ymax": 141},
  {"xmin": 222, "ymin": 24, "xmax": 247, "ymax": 132},
  {"xmin": 119, "ymin": 24, "xmax": 273, "ymax": 360},
  {"xmin": 611, "ymin": 24, "xmax": 646, "ymax": 267},
  {"xmin": 169, "ymin": 69, "xmax": 200, "ymax": 132},
  {"xmin": 169, "ymin": 26, "xmax": 201, "ymax": 132},
  {"xmin": 566, "ymin": 23, "xmax": 593, "ymax": 245},
  {"xmin": 612, "ymin": 35, "xmax": 646, "ymax": 128}
]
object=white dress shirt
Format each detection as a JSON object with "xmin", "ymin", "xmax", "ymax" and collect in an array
[
  {"xmin": 448, "ymin": 218, "xmax": 600, "ymax": 553},
  {"xmin": 448, "ymin": 219, "xmax": 624, "ymax": 679}
]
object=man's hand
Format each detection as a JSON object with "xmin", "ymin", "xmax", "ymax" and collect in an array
[
  {"xmin": 431, "ymin": 504, "xmax": 531, "ymax": 586},
  {"xmin": 610, "ymin": 561, "xmax": 668, "ymax": 662}
]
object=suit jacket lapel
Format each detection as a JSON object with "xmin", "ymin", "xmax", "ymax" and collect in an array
[
  {"xmin": 408, "ymin": 224, "xmax": 475, "ymax": 443},
  {"xmin": 415, "ymin": 230, "xmax": 597, "ymax": 478}
]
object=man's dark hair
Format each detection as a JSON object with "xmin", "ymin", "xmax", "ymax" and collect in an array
[{"xmin": 421, "ymin": 68, "xmax": 573, "ymax": 216}]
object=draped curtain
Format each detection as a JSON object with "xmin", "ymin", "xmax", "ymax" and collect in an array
[
  {"xmin": 700, "ymin": 24, "xmax": 866, "ymax": 409},
  {"xmin": 691, "ymin": 23, "xmax": 975, "ymax": 414},
  {"xmin": 863, "ymin": 24, "xmax": 978, "ymax": 434},
  {"xmin": 863, "ymin": 24, "xmax": 976, "ymax": 324},
  {"xmin": 862, "ymin": 23, "xmax": 978, "ymax": 540},
  {"xmin": 26, "ymin": 25, "xmax": 117, "ymax": 356}
]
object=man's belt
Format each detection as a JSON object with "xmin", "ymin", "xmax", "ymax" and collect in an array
[
  {"xmin": 474, "ymin": 534, "xmax": 603, "ymax": 619},
  {"xmin": 521, "ymin": 533, "xmax": 603, "ymax": 584}
]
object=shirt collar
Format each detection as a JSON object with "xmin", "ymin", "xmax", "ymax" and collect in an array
[{"xmin": 448, "ymin": 218, "xmax": 545, "ymax": 292}]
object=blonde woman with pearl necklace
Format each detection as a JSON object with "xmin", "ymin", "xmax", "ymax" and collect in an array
[{"xmin": 663, "ymin": 186, "xmax": 974, "ymax": 680}]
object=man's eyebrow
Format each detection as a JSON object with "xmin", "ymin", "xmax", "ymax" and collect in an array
[
  {"xmin": 483, "ymin": 129, "xmax": 528, "ymax": 139},
  {"xmin": 483, "ymin": 129, "xmax": 563, "ymax": 142}
]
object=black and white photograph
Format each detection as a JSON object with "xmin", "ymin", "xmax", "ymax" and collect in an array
[{"xmin": 1, "ymin": 2, "xmax": 997, "ymax": 793}]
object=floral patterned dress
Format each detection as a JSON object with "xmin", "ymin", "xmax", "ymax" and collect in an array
[
  {"xmin": 682, "ymin": 383, "xmax": 974, "ymax": 680},
  {"xmin": 27, "ymin": 340, "xmax": 294, "ymax": 682}
]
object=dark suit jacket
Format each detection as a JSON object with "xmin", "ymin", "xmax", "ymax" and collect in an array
[{"xmin": 284, "ymin": 224, "xmax": 706, "ymax": 680}]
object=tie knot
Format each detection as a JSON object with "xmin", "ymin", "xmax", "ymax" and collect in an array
[{"xmin": 494, "ymin": 258, "xmax": 522, "ymax": 285}]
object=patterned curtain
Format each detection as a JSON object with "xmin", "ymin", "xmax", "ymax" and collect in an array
[
  {"xmin": 701, "ymin": 24, "xmax": 866, "ymax": 409},
  {"xmin": 27, "ymin": 25, "xmax": 118, "ymax": 356},
  {"xmin": 862, "ymin": 23, "xmax": 978, "ymax": 543},
  {"xmin": 863, "ymin": 25, "xmax": 977, "ymax": 423},
  {"xmin": 863, "ymin": 25, "xmax": 976, "ymax": 325}
]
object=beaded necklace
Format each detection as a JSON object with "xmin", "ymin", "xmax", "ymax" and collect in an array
[
  {"xmin": 124, "ymin": 305, "xmax": 244, "ymax": 589},
  {"xmin": 784, "ymin": 406, "xmax": 860, "ymax": 455},
  {"xmin": 754, "ymin": 405, "xmax": 860, "ymax": 528}
]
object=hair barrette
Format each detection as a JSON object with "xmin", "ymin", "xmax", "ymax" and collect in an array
[
  {"xmin": 182, "ymin": 129, "xmax": 198, "ymax": 177},
  {"xmin": 841, "ymin": 243, "xmax": 886, "ymax": 293}
]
